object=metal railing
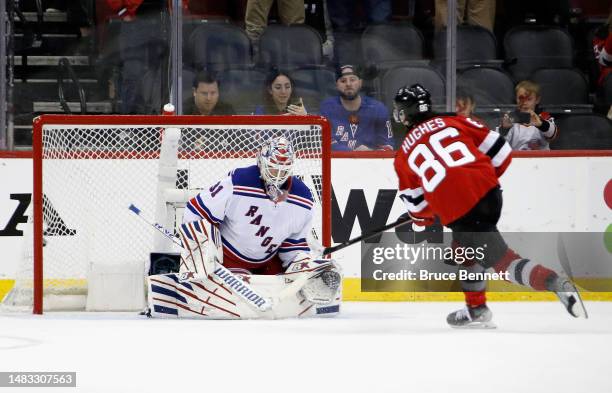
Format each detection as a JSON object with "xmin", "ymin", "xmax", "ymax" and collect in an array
[{"xmin": 57, "ymin": 57, "xmax": 87, "ymax": 114}]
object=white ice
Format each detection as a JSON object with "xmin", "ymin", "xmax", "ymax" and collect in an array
[{"xmin": 1, "ymin": 301, "xmax": 611, "ymax": 393}]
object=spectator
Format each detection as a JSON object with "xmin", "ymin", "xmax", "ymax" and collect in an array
[
  {"xmin": 254, "ymin": 69, "xmax": 308, "ymax": 115},
  {"xmin": 320, "ymin": 65, "xmax": 393, "ymax": 151},
  {"xmin": 245, "ymin": 0, "xmax": 305, "ymax": 53},
  {"xmin": 184, "ymin": 71, "xmax": 235, "ymax": 116},
  {"xmin": 434, "ymin": 0, "xmax": 496, "ymax": 32},
  {"xmin": 105, "ymin": 0, "xmax": 166, "ymax": 114},
  {"xmin": 456, "ymin": 89, "xmax": 489, "ymax": 126},
  {"xmin": 593, "ymin": 10, "xmax": 612, "ymax": 118},
  {"xmin": 305, "ymin": 0, "xmax": 335, "ymax": 60},
  {"xmin": 496, "ymin": 80, "xmax": 558, "ymax": 150},
  {"xmin": 327, "ymin": 0, "xmax": 391, "ymax": 32},
  {"xmin": 455, "ymin": 89, "xmax": 477, "ymax": 117}
]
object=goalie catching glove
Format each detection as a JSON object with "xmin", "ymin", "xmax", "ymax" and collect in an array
[{"xmin": 284, "ymin": 253, "xmax": 342, "ymax": 305}]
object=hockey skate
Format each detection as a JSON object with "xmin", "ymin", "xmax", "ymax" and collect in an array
[
  {"xmin": 447, "ymin": 304, "xmax": 496, "ymax": 329},
  {"xmin": 553, "ymin": 278, "xmax": 588, "ymax": 318}
]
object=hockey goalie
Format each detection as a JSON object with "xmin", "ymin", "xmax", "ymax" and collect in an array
[{"xmin": 146, "ymin": 136, "xmax": 342, "ymax": 319}]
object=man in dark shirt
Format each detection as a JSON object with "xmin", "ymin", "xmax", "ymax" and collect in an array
[{"xmin": 184, "ymin": 71, "xmax": 235, "ymax": 116}]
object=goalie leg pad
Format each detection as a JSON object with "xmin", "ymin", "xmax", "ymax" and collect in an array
[
  {"xmin": 147, "ymin": 273, "xmax": 243, "ymax": 319},
  {"xmin": 178, "ymin": 219, "xmax": 222, "ymax": 277}
]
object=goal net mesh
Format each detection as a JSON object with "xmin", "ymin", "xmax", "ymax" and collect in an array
[{"xmin": 5, "ymin": 120, "xmax": 327, "ymax": 311}]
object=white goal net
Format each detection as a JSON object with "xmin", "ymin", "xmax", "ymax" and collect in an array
[{"xmin": 6, "ymin": 115, "xmax": 331, "ymax": 313}]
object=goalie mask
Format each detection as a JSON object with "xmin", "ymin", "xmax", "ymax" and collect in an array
[
  {"xmin": 393, "ymin": 83, "xmax": 432, "ymax": 127},
  {"xmin": 258, "ymin": 136, "xmax": 294, "ymax": 201}
]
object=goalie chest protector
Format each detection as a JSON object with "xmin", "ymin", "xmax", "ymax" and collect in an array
[{"xmin": 186, "ymin": 165, "xmax": 313, "ymax": 267}]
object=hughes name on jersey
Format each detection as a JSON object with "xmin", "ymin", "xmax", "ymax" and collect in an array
[
  {"xmin": 394, "ymin": 115, "xmax": 512, "ymax": 225},
  {"xmin": 184, "ymin": 165, "xmax": 314, "ymax": 274}
]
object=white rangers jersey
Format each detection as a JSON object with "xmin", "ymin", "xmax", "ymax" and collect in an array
[{"xmin": 184, "ymin": 165, "xmax": 314, "ymax": 274}]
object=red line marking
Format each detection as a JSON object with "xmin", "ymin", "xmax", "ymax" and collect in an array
[{"xmin": 192, "ymin": 281, "xmax": 236, "ymax": 306}]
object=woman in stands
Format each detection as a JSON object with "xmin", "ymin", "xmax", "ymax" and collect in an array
[{"xmin": 254, "ymin": 69, "xmax": 307, "ymax": 115}]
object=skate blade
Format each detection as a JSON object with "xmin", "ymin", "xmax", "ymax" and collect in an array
[
  {"xmin": 450, "ymin": 321, "xmax": 497, "ymax": 329},
  {"xmin": 570, "ymin": 295, "xmax": 588, "ymax": 319}
]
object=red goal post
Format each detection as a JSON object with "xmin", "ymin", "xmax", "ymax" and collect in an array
[{"xmin": 29, "ymin": 114, "xmax": 332, "ymax": 314}]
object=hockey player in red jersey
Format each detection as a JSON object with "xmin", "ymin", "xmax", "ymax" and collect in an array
[{"xmin": 392, "ymin": 84, "xmax": 587, "ymax": 328}]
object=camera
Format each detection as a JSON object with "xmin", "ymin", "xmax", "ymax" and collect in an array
[{"xmin": 509, "ymin": 110, "xmax": 532, "ymax": 124}]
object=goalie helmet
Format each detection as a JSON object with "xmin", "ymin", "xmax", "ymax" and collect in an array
[
  {"xmin": 258, "ymin": 136, "xmax": 295, "ymax": 192},
  {"xmin": 393, "ymin": 83, "xmax": 432, "ymax": 127}
]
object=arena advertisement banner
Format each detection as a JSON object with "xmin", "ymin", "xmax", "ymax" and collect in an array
[{"xmin": 0, "ymin": 154, "xmax": 611, "ymax": 301}]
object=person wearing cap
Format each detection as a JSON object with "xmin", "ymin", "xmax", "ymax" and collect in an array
[{"xmin": 320, "ymin": 65, "xmax": 394, "ymax": 151}]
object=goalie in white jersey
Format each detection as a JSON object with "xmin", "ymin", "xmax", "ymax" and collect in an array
[{"xmin": 147, "ymin": 136, "xmax": 342, "ymax": 319}]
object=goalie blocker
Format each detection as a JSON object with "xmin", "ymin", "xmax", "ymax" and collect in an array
[{"xmin": 146, "ymin": 219, "xmax": 342, "ymax": 319}]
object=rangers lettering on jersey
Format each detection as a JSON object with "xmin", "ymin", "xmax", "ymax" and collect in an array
[{"xmin": 184, "ymin": 165, "xmax": 313, "ymax": 274}]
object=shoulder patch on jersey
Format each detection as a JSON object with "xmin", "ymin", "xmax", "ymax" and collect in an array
[{"xmin": 231, "ymin": 165, "xmax": 264, "ymax": 189}]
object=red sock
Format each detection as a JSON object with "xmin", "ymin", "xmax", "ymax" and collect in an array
[{"xmin": 465, "ymin": 291, "xmax": 486, "ymax": 308}]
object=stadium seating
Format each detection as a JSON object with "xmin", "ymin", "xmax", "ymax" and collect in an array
[
  {"xmin": 291, "ymin": 67, "xmax": 337, "ymax": 114},
  {"xmin": 380, "ymin": 65, "xmax": 445, "ymax": 110},
  {"xmin": 182, "ymin": 67, "xmax": 196, "ymax": 107},
  {"xmin": 551, "ymin": 114, "xmax": 612, "ymax": 149},
  {"xmin": 457, "ymin": 67, "xmax": 515, "ymax": 106},
  {"xmin": 504, "ymin": 25, "xmax": 573, "ymax": 82},
  {"xmin": 361, "ymin": 23, "xmax": 424, "ymax": 68},
  {"xmin": 603, "ymin": 75, "xmax": 612, "ymax": 105},
  {"xmin": 333, "ymin": 31, "xmax": 363, "ymax": 66},
  {"xmin": 531, "ymin": 68, "xmax": 590, "ymax": 106},
  {"xmin": 434, "ymin": 25, "xmax": 498, "ymax": 66},
  {"xmin": 217, "ymin": 68, "xmax": 266, "ymax": 114},
  {"xmin": 258, "ymin": 25, "xmax": 323, "ymax": 68},
  {"xmin": 187, "ymin": 23, "xmax": 251, "ymax": 72}
]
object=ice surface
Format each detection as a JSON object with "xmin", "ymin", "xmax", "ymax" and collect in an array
[{"xmin": 1, "ymin": 301, "xmax": 610, "ymax": 393}]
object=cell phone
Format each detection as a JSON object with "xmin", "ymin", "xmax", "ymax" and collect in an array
[
  {"xmin": 510, "ymin": 110, "xmax": 531, "ymax": 124},
  {"xmin": 290, "ymin": 98, "xmax": 303, "ymax": 107}
]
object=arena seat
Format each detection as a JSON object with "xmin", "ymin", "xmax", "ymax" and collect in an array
[
  {"xmin": 458, "ymin": 67, "xmax": 515, "ymax": 106},
  {"xmin": 380, "ymin": 65, "xmax": 445, "ymax": 110},
  {"xmin": 434, "ymin": 24, "xmax": 498, "ymax": 66},
  {"xmin": 551, "ymin": 114, "xmax": 612, "ymax": 150},
  {"xmin": 531, "ymin": 68, "xmax": 590, "ymax": 106},
  {"xmin": 504, "ymin": 25, "xmax": 573, "ymax": 82},
  {"xmin": 361, "ymin": 23, "xmax": 424, "ymax": 68},
  {"xmin": 258, "ymin": 25, "xmax": 323, "ymax": 68},
  {"xmin": 217, "ymin": 68, "xmax": 266, "ymax": 114},
  {"xmin": 188, "ymin": 23, "xmax": 252, "ymax": 71},
  {"xmin": 291, "ymin": 66, "xmax": 337, "ymax": 114}
]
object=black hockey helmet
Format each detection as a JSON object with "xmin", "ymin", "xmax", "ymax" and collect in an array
[{"xmin": 393, "ymin": 84, "xmax": 432, "ymax": 127}]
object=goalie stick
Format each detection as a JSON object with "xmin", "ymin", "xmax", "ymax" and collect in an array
[{"xmin": 128, "ymin": 204, "xmax": 273, "ymax": 312}]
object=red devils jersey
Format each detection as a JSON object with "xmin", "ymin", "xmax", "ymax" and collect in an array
[{"xmin": 394, "ymin": 115, "xmax": 512, "ymax": 225}]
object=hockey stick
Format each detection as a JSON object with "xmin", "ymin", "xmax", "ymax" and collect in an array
[
  {"xmin": 321, "ymin": 216, "xmax": 413, "ymax": 256},
  {"xmin": 128, "ymin": 204, "xmax": 273, "ymax": 312}
]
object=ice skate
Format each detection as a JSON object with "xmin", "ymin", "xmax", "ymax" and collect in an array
[
  {"xmin": 553, "ymin": 278, "xmax": 588, "ymax": 318},
  {"xmin": 447, "ymin": 304, "xmax": 496, "ymax": 329}
]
